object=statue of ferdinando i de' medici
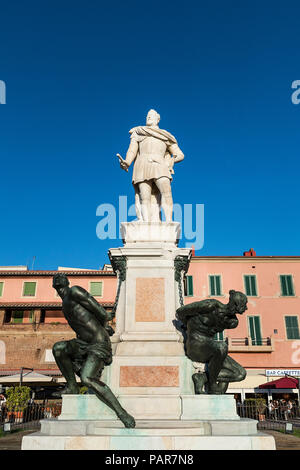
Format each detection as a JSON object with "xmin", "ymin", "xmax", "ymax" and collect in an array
[
  {"xmin": 51, "ymin": 273, "xmax": 135, "ymax": 428},
  {"xmin": 117, "ymin": 109, "xmax": 184, "ymax": 223}
]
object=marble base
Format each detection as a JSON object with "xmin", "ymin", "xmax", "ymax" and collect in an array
[
  {"xmin": 22, "ymin": 419, "xmax": 276, "ymax": 450},
  {"xmin": 121, "ymin": 221, "xmax": 181, "ymax": 245},
  {"xmin": 57, "ymin": 394, "xmax": 240, "ymax": 421}
]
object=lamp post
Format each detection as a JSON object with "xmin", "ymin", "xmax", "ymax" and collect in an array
[{"xmin": 20, "ymin": 367, "xmax": 33, "ymax": 387}]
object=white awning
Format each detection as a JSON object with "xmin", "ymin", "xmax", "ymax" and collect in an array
[{"xmin": 0, "ymin": 371, "xmax": 55, "ymax": 383}]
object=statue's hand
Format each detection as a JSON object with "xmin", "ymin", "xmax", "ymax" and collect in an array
[
  {"xmin": 120, "ymin": 161, "xmax": 129, "ymax": 172},
  {"xmin": 116, "ymin": 153, "xmax": 129, "ymax": 172}
]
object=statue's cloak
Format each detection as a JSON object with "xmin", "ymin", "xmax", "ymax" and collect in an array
[{"xmin": 129, "ymin": 126, "xmax": 177, "ymax": 145}]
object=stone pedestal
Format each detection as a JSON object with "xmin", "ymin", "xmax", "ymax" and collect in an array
[
  {"xmin": 21, "ymin": 396, "xmax": 276, "ymax": 450},
  {"xmin": 106, "ymin": 221, "xmax": 193, "ymax": 404},
  {"xmin": 22, "ymin": 221, "xmax": 276, "ymax": 450}
]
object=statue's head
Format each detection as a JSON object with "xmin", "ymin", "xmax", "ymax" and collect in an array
[
  {"xmin": 228, "ymin": 290, "xmax": 248, "ymax": 314},
  {"xmin": 52, "ymin": 273, "xmax": 69, "ymax": 289},
  {"xmin": 146, "ymin": 109, "xmax": 160, "ymax": 127}
]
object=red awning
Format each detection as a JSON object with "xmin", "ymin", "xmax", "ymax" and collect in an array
[{"xmin": 259, "ymin": 376, "xmax": 299, "ymax": 389}]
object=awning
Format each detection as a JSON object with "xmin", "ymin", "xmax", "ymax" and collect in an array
[
  {"xmin": 0, "ymin": 371, "xmax": 55, "ymax": 384},
  {"xmin": 259, "ymin": 376, "xmax": 299, "ymax": 389}
]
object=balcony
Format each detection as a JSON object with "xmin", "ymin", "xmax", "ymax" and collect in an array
[{"xmin": 227, "ymin": 336, "xmax": 274, "ymax": 352}]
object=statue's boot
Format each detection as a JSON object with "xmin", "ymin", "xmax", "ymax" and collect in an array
[{"xmin": 192, "ymin": 372, "xmax": 208, "ymax": 394}]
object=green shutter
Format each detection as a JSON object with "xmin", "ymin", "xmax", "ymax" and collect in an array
[
  {"xmin": 186, "ymin": 276, "xmax": 193, "ymax": 296},
  {"xmin": 244, "ymin": 276, "xmax": 251, "ymax": 295},
  {"xmin": 286, "ymin": 276, "xmax": 294, "ymax": 296},
  {"xmin": 280, "ymin": 276, "xmax": 287, "ymax": 296},
  {"xmin": 248, "ymin": 316, "xmax": 262, "ymax": 345},
  {"xmin": 23, "ymin": 282, "xmax": 36, "ymax": 296},
  {"xmin": 210, "ymin": 276, "xmax": 221, "ymax": 296},
  {"xmin": 12, "ymin": 311, "xmax": 24, "ymax": 324},
  {"xmin": 210, "ymin": 276, "xmax": 215, "ymax": 295},
  {"xmin": 280, "ymin": 275, "xmax": 294, "ymax": 296},
  {"xmin": 215, "ymin": 276, "xmax": 221, "ymax": 296},
  {"xmin": 90, "ymin": 282, "xmax": 103, "ymax": 297},
  {"xmin": 0, "ymin": 282, "xmax": 3, "ymax": 297},
  {"xmin": 214, "ymin": 332, "xmax": 224, "ymax": 341},
  {"xmin": 250, "ymin": 276, "xmax": 257, "ymax": 296},
  {"xmin": 285, "ymin": 316, "xmax": 300, "ymax": 339},
  {"xmin": 244, "ymin": 275, "xmax": 257, "ymax": 296}
]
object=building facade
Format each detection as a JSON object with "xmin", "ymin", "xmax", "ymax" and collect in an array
[
  {"xmin": 185, "ymin": 251, "xmax": 300, "ymax": 401},
  {"xmin": 1, "ymin": 250, "xmax": 300, "ymax": 402},
  {"xmin": 0, "ymin": 266, "xmax": 117, "ymax": 396}
]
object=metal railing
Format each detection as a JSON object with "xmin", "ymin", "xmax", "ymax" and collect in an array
[
  {"xmin": 0, "ymin": 401, "xmax": 62, "ymax": 432},
  {"xmin": 236, "ymin": 401, "xmax": 300, "ymax": 431}
]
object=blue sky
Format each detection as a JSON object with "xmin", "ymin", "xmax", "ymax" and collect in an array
[{"xmin": 0, "ymin": 0, "xmax": 300, "ymax": 270}]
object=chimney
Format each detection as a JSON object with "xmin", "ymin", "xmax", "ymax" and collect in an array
[{"xmin": 243, "ymin": 248, "xmax": 256, "ymax": 257}]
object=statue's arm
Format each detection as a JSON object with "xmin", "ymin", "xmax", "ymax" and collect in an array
[
  {"xmin": 176, "ymin": 300, "xmax": 216, "ymax": 324},
  {"xmin": 224, "ymin": 315, "xmax": 239, "ymax": 329},
  {"xmin": 168, "ymin": 143, "xmax": 184, "ymax": 163},
  {"xmin": 71, "ymin": 286, "xmax": 108, "ymax": 325},
  {"xmin": 124, "ymin": 138, "xmax": 139, "ymax": 167}
]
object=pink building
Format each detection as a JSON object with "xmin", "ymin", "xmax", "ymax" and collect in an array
[
  {"xmin": 0, "ymin": 266, "xmax": 117, "ymax": 396},
  {"xmin": 185, "ymin": 251, "xmax": 300, "ymax": 401},
  {"xmin": 1, "ymin": 251, "xmax": 300, "ymax": 402}
]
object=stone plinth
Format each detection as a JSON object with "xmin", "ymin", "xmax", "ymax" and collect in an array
[
  {"xmin": 22, "ymin": 416, "xmax": 276, "ymax": 450},
  {"xmin": 121, "ymin": 221, "xmax": 181, "ymax": 245},
  {"xmin": 57, "ymin": 394, "xmax": 241, "ymax": 421}
]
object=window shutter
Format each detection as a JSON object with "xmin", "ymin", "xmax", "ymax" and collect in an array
[
  {"xmin": 287, "ymin": 276, "xmax": 294, "ymax": 296},
  {"xmin": 244, "ymin": 276, "xmax": 251, "ymax": 295},
  {"xmin": 0, "ymin": 282, "xmax": 3, "ymax": 297},
  {"xmin": 285, "ymin": 316, "xmax": 300, "ymax": 339},
  {"xmin": 215, "ymin": 276, "xmax": 221, "ymax": 296},
  {"xmin": 12, "ymin": 311, "xmax": 24, "ymax": 324},
  {"xmin": 186, "ymin": 276, "xmax": 194, "ymax": 296},
  {"xmin": 90, "ymin": 282, "xmax": 103, "ymax": 297},
  {"xmin": 210, "ymin": 276, "xmax": 215, "ymax": 295},
  {"xmin": 250, "ymin": 276, "xmax": 257, "ymax": 296},
  {"xmin": 23, "ymin": 282, "xmax": 36, "ymax": 296}
]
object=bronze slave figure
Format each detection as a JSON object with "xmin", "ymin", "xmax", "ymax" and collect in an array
[
  {"xmin": 52, "ymin": 273, "xmax": 135, "ymax": 428},
  {"xmin": 176, "ymin": 290, "xmax": 247, "ymax": 394}
]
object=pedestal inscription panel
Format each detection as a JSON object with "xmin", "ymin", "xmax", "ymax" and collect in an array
[{"xmin": 135, "ymin": 277, "xmax": 165, "ymax": 322}]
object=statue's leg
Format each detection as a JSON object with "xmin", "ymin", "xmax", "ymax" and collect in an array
[
  {"xmin": 80, "ymin": 354, "xmax": 135, "ymax": 428},
  {"xmin": 216, "ymin": 356, "xmax": 246, "ymax": 384},
  {"xmin": 134, "ymin": 186, "xmax": 143, "ymax": 221},
  {"xmin": 138, "ymin": 181, "xmax": 153, "ymax": 222},
  {"xmin": 150, "ymin": 184, "xmax": 162, "ymax": 221},
  {"xmin": 52, "ymin": 341, "xmax": 80, "ymax": 395},
  {"xmin": 155, "ymin": 177, "xmax": 173, "ymax": 222},
  {"xmin": 205, "ymin": 341, "xmax": 228, "ymax": 392},
  {"xmin": 192, "ymin": 372, "xmax": 208, "ymax": 394}
]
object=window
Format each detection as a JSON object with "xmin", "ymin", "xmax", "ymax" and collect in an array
[
  {"xmin": 90, "ymin": 281, "xmax": 103, "ymax": 297},
  {"xmin": 185, "ymin": 275, "xmax": 194, "ymax": 296},
  {"xmin": 209, "ymin": 275, "xmax": 222, "ymax": 296},
  {"xmin": 244, "ymin": 275, "xmax": 257, "ymax": 296},
  {"xmin": 248, "ymin": 316, "xmax": 262, "ymax": 346},
  {"xmin": 11, "ymin": 311, "xmax": 24, "ymax": 324},
  {"xmin": 11, "ymin": 310, "xmax": 34, "ymax": 324},
  {"xmin": 285, "ymin": 316, "xmax": 300, "ymax": 340},
  {"xmin": 23, "ymin": 282, "xmax": 36, "ymax": 297},
  {"xmin": 280, "ymin": 275, "xmax": 295, "ymax": 296},
  {"xmin": 214, "ymin": 332, "xmax": 224, "ymax": 341},
  {"xmin": 0, "ymin": 282, "xmax": 3, "ymax": 297}
]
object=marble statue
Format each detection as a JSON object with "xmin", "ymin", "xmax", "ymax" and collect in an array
[
  {"xmin": 176, "ymin": 290, "xmax": 248, "ymax": 394},
  {"xmin": 117, "ymin": 109, "xmax": 184, "ymax": 222},
  {"xmin": 51, "ymin": 273, "xmax": 135, "ymax": 428}
]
